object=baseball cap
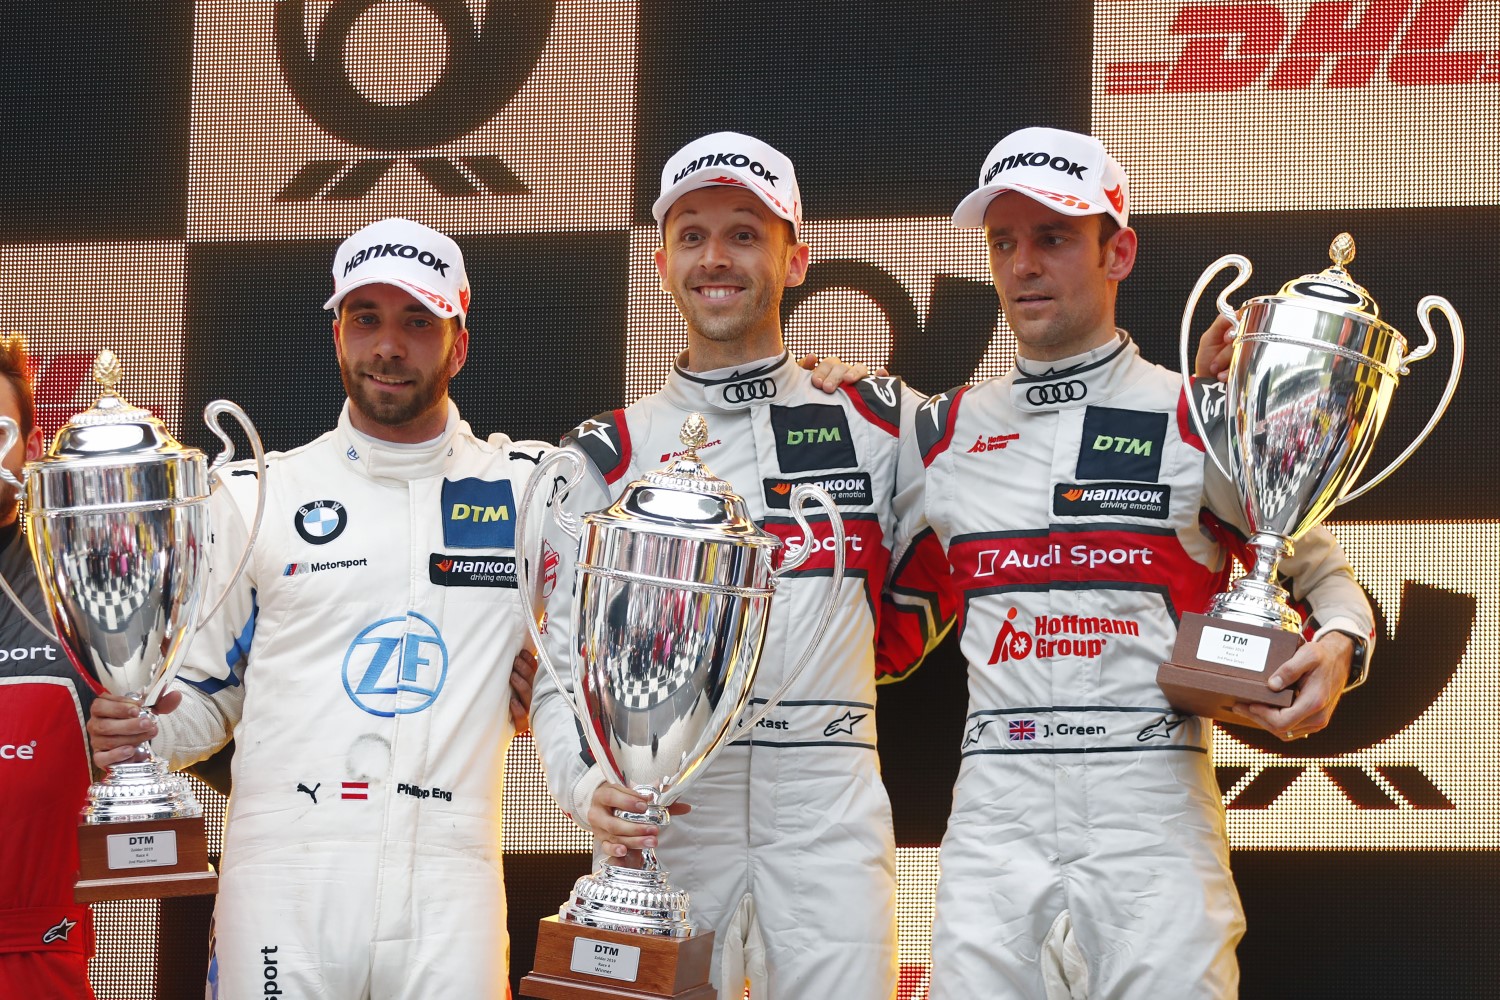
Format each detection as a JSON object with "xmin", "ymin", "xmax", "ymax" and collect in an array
[
  {"xmin": 652, "ymin": 132, "xmax": 802, "ymax": 236},
  {"xmin": 323, "ymin": 217, "xmax": 471, "ymax": 322},
  {"xmin": 952, "ymin": 127, "xmax": 1129, "ymax": 230}
]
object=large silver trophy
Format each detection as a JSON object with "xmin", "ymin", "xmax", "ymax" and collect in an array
[
  {"xmin": 0, "ymin": 350, "xmax": 265, "ymax": 899},
  {"xmin": 517, "ymin": 414, "xmax": 843, "ymax": 998},
  {"xmin": 1158, "ymin": 235, "xmax": 1463, "ymax": 723}
]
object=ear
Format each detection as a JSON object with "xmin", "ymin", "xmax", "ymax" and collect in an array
[
  {"xmin": 331, "ymin": 318, "xmax": 344, "ymax": 358},
  {"xmin": 448, "ymin": 326, "xmax": 469, "ymax": 378},
  {"xmin": 24, "ymin": 426, "xmax": 43, "ymax": 462},
  {"xmin": 653, "ymin": 247, "xmax": 668, "ymax": 292},
  {"xmin": 1106, "ymin": 226, "xmax": 1138, "ymax": 283},
  {"xmin": 784, "ymin": 240, "xmax": 810, "ymax": 289}
]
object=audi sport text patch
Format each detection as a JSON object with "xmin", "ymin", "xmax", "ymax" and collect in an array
[{"xmin": 1076, "ymin": 407, "xmax": 1166, "ymax": 482}]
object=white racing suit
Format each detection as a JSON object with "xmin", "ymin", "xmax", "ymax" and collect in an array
[
  {"xmin": 530, "ymin": 353, "xmax": 950, "ymax": 1000},
  {"xmin": 154, "ymin": 401, "xmax": 543, "ymax": 1000},
  {"xmin": 888, "ymin": 336, "xmax": 1374, "ymax": 999}
]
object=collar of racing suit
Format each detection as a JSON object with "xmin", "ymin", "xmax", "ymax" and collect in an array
[
  {"xmin": 660, "ymin": 350, "xmax": 801, "ymax": 412},
  {"xmin": 332, "ymin": 399, "xmax": 467, "ymax": 483},
  {"xmin": 1011, "ymin": 329, "xmax": 1135, "ymax": 413}
]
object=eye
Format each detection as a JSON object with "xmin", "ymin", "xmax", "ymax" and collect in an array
[
  {"xmin": 1044, "ymin": 234, "xmax": 1068, "ymax": 247},
  {"xmin": 990, "ymin": 239, "xmax": 1014, "ymax": 252}
]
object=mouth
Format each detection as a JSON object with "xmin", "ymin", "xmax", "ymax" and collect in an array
[
  {"xmin": 364, "ymin": 371, "xmax": 413, "ymax": 390},
  {"xmin": 693, "ymin": 284, "xmax": 744, "ymax": 301}
]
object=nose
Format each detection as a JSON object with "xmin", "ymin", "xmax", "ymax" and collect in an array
[
  {"xmin": 699, "ymin": 233, "xmax": 733, "ymax": 270},
  {"xmin": 1011, "ymin": 239, "xmax": 1042, "ymax": 278}
]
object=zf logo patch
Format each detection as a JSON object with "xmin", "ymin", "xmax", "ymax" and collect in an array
[
  {"xmin": 1075, "ymin": 407, "xmax": 1167, "ymax": 483},
  {"xmin": 295, "ymin": 500, "xmax": 348, "ymax": 544},
  {"xmin": 769, "ymin": 404, "xmax": 857, "ymax": 474},
  {"xmin": 440, "ymin": 478, "xmax": 516, "ymax": 549},
  {"xmin": 342, "ymin": 612, "xmax": 448, "ymax": 717}
]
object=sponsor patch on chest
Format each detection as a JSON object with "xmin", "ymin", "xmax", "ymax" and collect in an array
[
  {"xmin": 441, "ymin": 478, "xmax": 516, "ymax": 549},
  {"xmin": 770, "ymin": 403, "xmax": 857, "ymax": 473},
  {"xmin": 1075, "ymin": 407, "xmax": 1167, "ymax": 482}
]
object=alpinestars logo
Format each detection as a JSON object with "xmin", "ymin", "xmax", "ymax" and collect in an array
[
  {"xmin": 1106, "ymin": 1, "xmax": 1500, "ymax": 94},
  {"xmin": 988, "ymin": 608, "xmax": 1140, "ymax": 664},
  {"xmin": 273, "ymin": 0, "xmax": 555, "ymax": 200},
  {"xmin": 42, "ymin": 916, "xmax": 77, "ymax": 944}
]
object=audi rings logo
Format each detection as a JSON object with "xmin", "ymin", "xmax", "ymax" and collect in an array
[
  {"xmin": 273, "ymin": 0, "xmax": 556, "ymax": 200},
  {"xmin": 722, "ymin": 377, "xmax": 778, "ymax": 404},
  {"xmin": 1025, "ymin": 381, "xmax": 1087, "ymax": 406}
]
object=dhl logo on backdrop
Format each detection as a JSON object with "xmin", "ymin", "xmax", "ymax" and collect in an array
[{"xmin": 1093, "ymin": 0, "xmax": 1500, "ymax": 212}]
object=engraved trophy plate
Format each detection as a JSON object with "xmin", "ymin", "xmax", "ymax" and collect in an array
[
  {"xmin": 518, "ymin": 414, "xmax": 844, "ymax": 1000},
  {"xmin": 0, "ymin": 350, "xmax": 267, "ymax": 899},
  {"xmin": 1159, "ymin": 236, "xmax": 1464, "ymax": 725}
]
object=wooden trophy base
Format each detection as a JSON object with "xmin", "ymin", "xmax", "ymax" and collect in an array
[
  {"xmin": 1157, "ymin": 612, "xmax": 1300, "ymax": 728},
  {"xmin": 76, "ymin": 815, "xmax": 218, "ymax": 903},
  {"xmin": 521, "ymin": 916, "xmax": 716, "ymax": 1000}
]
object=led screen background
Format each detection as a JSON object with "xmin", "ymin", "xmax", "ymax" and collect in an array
[{"xmin": 1, "ymin": 2, "xmax": 1495, "ymax": 997}]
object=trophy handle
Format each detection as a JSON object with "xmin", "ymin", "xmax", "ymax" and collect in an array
[
  {"xmin": 515, "ymin": 447, "xmax": 595, "ymax": 737},
  {"xmin": 1339, "ymin": 295, "xmax": 1465, "ymax": 505},
  {"xmin": 720, "ymin": 484, "xmax": 846, "ymax": 744},
  {"xmin": 1179, "ymin": 254, "xmax": 1252, "ymax": 485},
  {"xmin": 0, "ymin": 416, "xmax": 60, "ymax": 644},
  {"xmin": 193, "ymin": 401, "xmax": 269, "ymax": 628}
]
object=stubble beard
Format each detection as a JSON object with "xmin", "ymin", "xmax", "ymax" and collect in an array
[
  {"xmin": 674, "ymin": 275, "xmax": 783, "ymax": 345},
  {"xmin": 339, "ymin": 344, "xmax": 455, "ymax": 430}
]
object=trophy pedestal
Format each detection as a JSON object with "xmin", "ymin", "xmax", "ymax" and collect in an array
[
  {"xmin": 1158, "ymin": 612, "xmax": 1298, "ymax": 726},
  {"xmin": 521, "ymin": 917, "xmax": 716, "ymax": 1000},
  {"xmin": 75, "ymin": 816, "xmax": 218, "ymax": 903}
]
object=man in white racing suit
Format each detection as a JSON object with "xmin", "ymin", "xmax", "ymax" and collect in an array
[
  {"xmin": 529, "ymin": 133, "xmax": 953, "ymax": 1000},
  {"xmin": 887, "ymin": 128, "xmax": 1376, "ymax": 999},
  {"xmin": 89, "ymin": 218, "xmax": 540, "ymax": 999}
]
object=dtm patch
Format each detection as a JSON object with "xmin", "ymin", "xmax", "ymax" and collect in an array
[
  {"xmin": 1075, "ymin": 407, "xmax": 1167, "ymax": 483},
  {"xmin": 770, "ymin": 404, "xmax": 856, "ymax": 473},
  {"xmin": 440, "ymin": 478, "xmax": 516, "ymax": 549},
  {"xmin": 429, "ymin": 553, "xmax": 518, "ymax": 588},
  {"xmin": 763, "ymin": 473, "xmax": 874, "ymax": 510},
  {"xmin": 1053, "ymin": 482, "xmax": 1171, "ymax": 519}
]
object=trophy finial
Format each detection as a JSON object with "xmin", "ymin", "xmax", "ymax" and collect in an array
[
  {"xmin": 680, "ymin": 413, "xmax": 709, "ymax": 454},
  {"xmin": 1330, "ymin": 233, "xmax": 1356, "ymax": 268},
  {"xmin": 93, "ymin": 350, "xmax": 122, "ymax": 393}
]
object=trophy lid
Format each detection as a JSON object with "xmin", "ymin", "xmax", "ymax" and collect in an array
[
  {"xmin": 590, "ymin": 414, "xmax": 773, "ymax": 544},
  {"xmin": 1275, "ymin": 233, "xmax": 1381, "ymax": 318},
  {"xmin": 37, "ymin": 350, "xmax": 197, "ymax": 463}
]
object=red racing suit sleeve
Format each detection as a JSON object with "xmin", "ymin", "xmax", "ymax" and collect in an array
[{"xmin": 877, "ymin": 384, "xmax": 960, "ymax": 684}]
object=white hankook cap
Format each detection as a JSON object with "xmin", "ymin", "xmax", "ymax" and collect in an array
[
  {"xmin": 652, "ymin": 131, "xmax": 802, "ymax": 236},
  {"xmin": 953, "ymin": 127, "xmax": 1129, "ymax": 230},
  {"xmin": 324, "ymin": 217, "xmax": 471, "ymax": 322}
]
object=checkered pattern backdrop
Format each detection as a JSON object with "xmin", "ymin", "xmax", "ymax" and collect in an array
[{"xmin": 3, "ymin": 2, "xmax": 1498, "ymax": 997}]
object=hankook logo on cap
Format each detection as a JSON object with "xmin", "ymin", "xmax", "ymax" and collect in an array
[{"xmin": 295, "ymin": 500, "xmax": 348, "ymax": 545}]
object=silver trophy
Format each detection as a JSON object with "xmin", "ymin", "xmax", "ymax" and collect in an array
[
  {"xmin": 1159, "ymin": 235, "xmax": 1464, "ymax": 719},
  {"xmin": 0, "ymin": 351, "xmax": 265, "ymax": 890},
  {"xmin": 517, "ymin": 414, "xmax": 844, "ymax": 938}
]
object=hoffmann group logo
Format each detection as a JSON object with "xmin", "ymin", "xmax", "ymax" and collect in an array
[{"xmin": 1094, "ymin": 0, "xmax": 1500, "ymax": 212}]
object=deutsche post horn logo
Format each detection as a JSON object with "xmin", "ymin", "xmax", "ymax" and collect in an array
[{"xmin": 274, "ymin": 0, "xmax": 556, "ymax": 200}]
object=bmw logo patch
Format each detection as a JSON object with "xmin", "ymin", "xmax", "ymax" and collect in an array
[{"xmin": 295, "ymin": 500, "xmax": 347, "ymax": 545}]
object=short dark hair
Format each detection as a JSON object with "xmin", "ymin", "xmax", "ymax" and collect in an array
[
  {"xmin": 0, "ymin": 335, "xmax": 35, "ymax": 437},
  {"xmin": 1098, "ymin": 216, "xmax": 1121, "ymax": 247}
]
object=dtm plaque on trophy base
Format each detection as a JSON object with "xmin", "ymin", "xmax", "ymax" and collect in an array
[
  {"xmin": 0, "ymin": 351, "xmax": 266, "ymax": 901},
  {"xmin": 1158, "ymin": 236, "xmax": 1463, "ymax": 725},
  {"xmin": 516, "ymin": 415, "xmax": 845, "ymax": 1000}
]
